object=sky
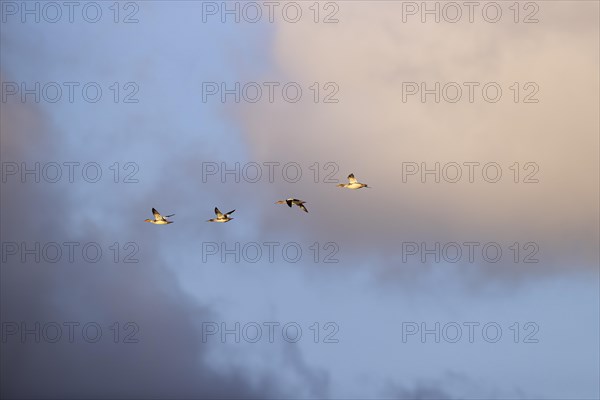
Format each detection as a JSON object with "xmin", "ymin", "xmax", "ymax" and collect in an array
[{"xmin": 1, "ymin": 1, "xmax": 599, "ymax": 399}]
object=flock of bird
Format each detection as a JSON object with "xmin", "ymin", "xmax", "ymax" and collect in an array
[{"xmin": 143, "ymin": 173, "xmax": 370, "ymax": 225}]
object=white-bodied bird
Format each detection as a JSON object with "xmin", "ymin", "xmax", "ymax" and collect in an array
[
  {"xmin": 207, "ymin": 207, "xmax": 235, "ymax": 223},
  {"xmin": 337, "ymin": 173, "xmax": 370, "ymax": 189},
  {"xmin": 145, "ymin": 208, "xmax": 175, "ymax": 224}
]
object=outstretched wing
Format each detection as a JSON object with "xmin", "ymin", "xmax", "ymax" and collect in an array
[
  {"xmin": 299, "ymin": 203, "xmax": 308, "ymax": 213},
  {"xmin": 348, "ymin": 173, "xmax": 357, "ymax": 184},
  {"xmin": 215, "ymin": 207, "xmax": 224, "ymax": 218},
  {"xmin": 152, "ymin": 208, "xmax": 163, "ymax": 220},
  {"xmin": 164, "ymin": 214, "xmax": 175, "ymax": 218},
  {"xmin": 225, "ymin": 210, "xmax": 236, "ymax": 216},
  {"xmin": 286, "ymin": 199, "xmax": 293, "ymax": 207}
]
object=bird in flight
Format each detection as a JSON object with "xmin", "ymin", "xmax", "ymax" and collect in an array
[
  {"xmin": 337, "ymin": 173, "xmax": 370, "ymax": 189},
  {"xmin": 207, "ymin": 207, "xmax": 235, "ymax": 223},
  {"xmin": 145, "ymin": 208, "xmax": 175, "ymax": 224},
  {"xmin": 276, "ymin": 198, "xmax": 308, "ymax": 213}
]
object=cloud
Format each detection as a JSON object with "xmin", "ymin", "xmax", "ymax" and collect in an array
[
  {"xmin": 0, "ymin": 70, "xmax": 290, "ymax": 399},
  {"xmin": 233, "ymin": 1, "xmax": 599, "ymax": 282},
  {"xmin": 2, "ymin": 3, "xmax": 598, "ymax": 398}
]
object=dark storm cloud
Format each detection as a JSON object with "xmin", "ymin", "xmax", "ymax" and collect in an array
[{"xmin": 0, "ymin": 71, "xmax": 306, "ymax": 399}]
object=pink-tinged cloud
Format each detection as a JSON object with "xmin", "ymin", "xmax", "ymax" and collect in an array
[{"xmin": 234, "ymin": 2, "xmax": 599, "ymax": 280}]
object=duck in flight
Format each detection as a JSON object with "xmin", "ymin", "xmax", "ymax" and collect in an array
[
  {"xmin": 207, "ymin": 207, "xmax": 235, "ymax": 223},
  {"xmin": 337, "ymin": 173, "xmax": 370, "ymax": 189},
  {"xmin": 275, "ymin": 198, "xmax": 308, "ymax": 213},
  {"xmin": 145, "ymin": 208, "xmax": 175, "ymax": 224}
]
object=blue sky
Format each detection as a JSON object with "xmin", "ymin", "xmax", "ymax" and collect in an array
[{"xmin": 1, "ymin": 1, "xmax": 599, "ymax": 399}]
